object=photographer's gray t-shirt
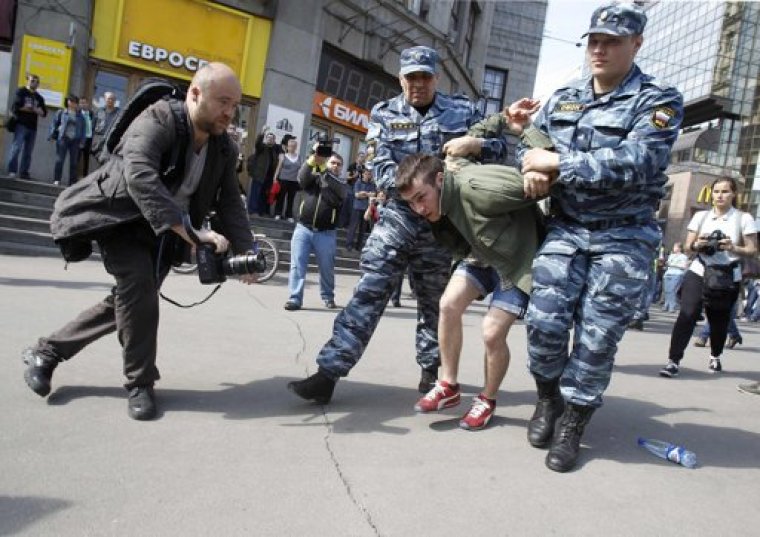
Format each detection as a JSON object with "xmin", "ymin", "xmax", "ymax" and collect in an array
[{"xmin": 173, "ymin": 143, "xmax": 208, "ymax": 211}]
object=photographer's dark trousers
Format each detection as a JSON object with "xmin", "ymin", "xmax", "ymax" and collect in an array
[
  {"xmin": 34, "ymin": 222, "xmax": 171, "ymax": 390},
  {"xmin": 668, "ymin": 270, "xmax": 739, "ymax": 362}
]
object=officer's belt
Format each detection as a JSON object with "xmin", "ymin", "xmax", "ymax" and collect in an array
[{"xmin": 558, "ymin": 215, "xmax": 652, "ymax": 231}]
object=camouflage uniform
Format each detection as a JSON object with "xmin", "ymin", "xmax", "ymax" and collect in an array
[
  {"xmin": 316, "ymin": 91, "xmax": 506, "ymax": 378},
  {"xmin": 518, "ymin": 64, "xmax": 683, "ymax": 407}
]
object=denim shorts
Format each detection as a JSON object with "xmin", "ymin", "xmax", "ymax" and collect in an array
[{"xmin": 453, "ymin": 260, "xmax": 529, "ymax": 318}]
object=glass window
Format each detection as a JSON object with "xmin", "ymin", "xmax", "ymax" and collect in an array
[
  {"xmin": 92, "ymin": 70, "xmax": 128, "ymax": 110},
  {"xmin": 480, "ymin": 67, "xmax": 507, "ymax": 116},
  {"xmin": 332, "ymin": 131, "xmax": 353, "ymax": 174}
]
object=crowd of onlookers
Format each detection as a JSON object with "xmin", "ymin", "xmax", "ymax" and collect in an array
[
  {"xmin": 5, "ymin": 73, "xmax": 120, "ymax": 186},
  {"xmin": 631, "ymin": 240, "xmax": 760, "ymax": 331},
  {"xmin": 243, "ymin": 126, "xmax": 383, "ymax": 251}
]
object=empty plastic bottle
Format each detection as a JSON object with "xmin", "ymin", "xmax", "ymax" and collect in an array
[{"xmin": 637, "ymin": 437, "xmax": 697, "ymax": 468}]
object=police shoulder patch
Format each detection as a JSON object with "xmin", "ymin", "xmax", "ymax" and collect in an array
[{"xmin": 652, "ymin": 107, "xmax": 676, "ymax": 129}]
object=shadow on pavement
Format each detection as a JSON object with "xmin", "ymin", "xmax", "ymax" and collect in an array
[
  {"xmin": 41, "ymin": 379, "xmax": 760, "ymax": 469},
  {"xmin": 583, "ymin": 395, "xmax": 760, "ymax": 470},
  {"xmin": 0, "ymin": 276, "xmax": 112, "ymax": 291},
  {"xmin": 0, "ymin": 495, "xmax": 72, "ymax": 535},
  {"xmin": 615, "ymin": 362, "xmax": 760, "ymax": 382}
]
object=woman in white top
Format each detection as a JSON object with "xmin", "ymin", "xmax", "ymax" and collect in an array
[{"xmin": 660, "ymin": 178, "xmax": 757, "ymax": 377}]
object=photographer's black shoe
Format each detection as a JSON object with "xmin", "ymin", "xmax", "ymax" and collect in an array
[
  {"xmin": 418, "ymin": 367, "xmax": 438, "ymax": 394},
  {"xmin": 128, "ymin": 385, "xmax": 157, "ymax": 421},
  {"xmin": 287, "ymin": 370, "xmax": 336, "ymax": 404},
  {"xmin": 22, "ymin": 348, "xmax": 58, "ymax": 397},
  {"xmin": 324, "ymin": 300, "xmax": 337, "ymax": 309}
]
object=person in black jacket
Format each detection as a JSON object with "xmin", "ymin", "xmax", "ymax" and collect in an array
[
  {"xmin": 284, "ymin": 149, "xmax": 346, "ymax": 311},
  {"xmin": 22, "ymin": 63, "xmax": 257, "ymax": 421},
  {"xmin": 6, "ymin": 73, "xmax": 47, "ymax": 179}
]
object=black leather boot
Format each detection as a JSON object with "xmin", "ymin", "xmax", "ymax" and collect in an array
[
  {"xmin": 527, "ymin": 378, "xmax": 564, "ymax": 448},
  {"xmin": 22, "ymin": 348, "xmax": 59, "ymax": 397},
  {"xmin": 418, "ymin": 367, "xmax": 438, "ymax": 394},
  {"xmin": 545, "ymin": 403, "xmax": 595, "ymax": 473},
  {"xmin": 288, "ymin": 370, "xmax": 337, "ymax": 404}
]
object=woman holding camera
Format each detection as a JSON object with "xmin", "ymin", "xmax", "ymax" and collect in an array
[{"xmin": 660, "ymin": 178, "xmax": 757, "ymax": 377}]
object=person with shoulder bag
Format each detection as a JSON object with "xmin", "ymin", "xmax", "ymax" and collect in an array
[{"xmin": 660, "ymin": 178, "xmax": 757, "ymax": 378}]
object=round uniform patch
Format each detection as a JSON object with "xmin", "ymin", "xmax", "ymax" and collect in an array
[{"xmin": 652, "ymin": 107, "xmax": 675, "ymax": 129}]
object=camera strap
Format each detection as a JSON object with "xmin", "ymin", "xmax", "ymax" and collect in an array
[
  {"xmin": 159, "ymin": 285, "xmax": 222, "ymax": 308},
  {"xmin": 157, "ymin": 222, "xmax": 223, "ymax": 309}
]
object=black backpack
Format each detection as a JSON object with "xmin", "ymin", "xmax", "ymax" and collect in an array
[
  {"xmin": 54, "ymin": 78, "xmax": 190, "ymax": 263},
  {"xmin": 95, "ymin": 77, "xmax": 188, "ymax": 179}
]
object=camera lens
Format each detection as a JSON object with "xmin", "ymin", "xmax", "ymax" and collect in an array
[{"xmin": 222, "ymin": 253, "xmax": 266, "ymax": 276}]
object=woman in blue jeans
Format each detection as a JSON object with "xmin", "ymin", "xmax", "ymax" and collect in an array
[{"xmin": 50, "ymin": 95, "xmax": 85, "ymax": 186}]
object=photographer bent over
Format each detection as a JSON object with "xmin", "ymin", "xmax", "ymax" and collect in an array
[{"xmin": 22, "ymin": 63, "xmax": 257, "ymax": 421}]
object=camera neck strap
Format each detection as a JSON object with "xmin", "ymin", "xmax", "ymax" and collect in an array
[
  {"xmin": 159, "ymin": 285, "xmax": 222, "ymax": 308},
  {"xmin": 158, "ymin": 221, "xmax": 223, "ymax": 309}
]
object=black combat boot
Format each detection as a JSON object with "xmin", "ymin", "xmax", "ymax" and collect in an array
[
  {"xmin": 418, "ymin": 367, "xmax": 438, "ymax": 394},
  {"xmin": 545, "ymin": 403, "xmax": 595, "ymax": 473},
  {"xmin": 527, "ymin": 378, "xmax": 564, "ymax": 448},
  {"xmin": 22, "ymin": 348, "xmax": 59, "ymax": 397},
  {"xmin": 288, "ymin": 370, "xmax": 337, "ymax": 404}
]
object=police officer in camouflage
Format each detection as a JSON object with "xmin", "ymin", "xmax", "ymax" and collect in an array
[
  {"xmin": 288, "ymin": 46, "xmax": 507, "ymax": 404},
  {"xmin": 517, "ymin": 3, "xmax": 683, "ymax": 472}
]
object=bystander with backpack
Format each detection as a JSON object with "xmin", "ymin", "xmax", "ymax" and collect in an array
[{"xmin": 22, "ymin": 63, "xmax": 258, "ymax": 421}]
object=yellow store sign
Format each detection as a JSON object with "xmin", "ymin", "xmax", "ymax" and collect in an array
[
  {"xmin": 18, "ymin": 35, "xmax": 72, "ymax": 108},
  {"xmin": 91, "ymin": 0, "xmax": 271, "ymax": 97}
]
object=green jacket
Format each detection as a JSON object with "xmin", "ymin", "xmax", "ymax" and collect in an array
[{"xmin": 431, "ymin": 122, "xmax": 553, "ymax": 294}]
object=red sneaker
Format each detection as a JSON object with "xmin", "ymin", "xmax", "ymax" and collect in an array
[
  {"xmin": 414, "ymin": 380, "xmax": 461, "ymax": 412},
  {"xmin": 459, "ymin": 395, "xmax": 496, "ymax": 430}
]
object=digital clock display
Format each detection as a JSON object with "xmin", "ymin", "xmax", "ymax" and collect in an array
[{"xmin": 317, "ymin": 44, "xmax": 400, "ymax": 112}]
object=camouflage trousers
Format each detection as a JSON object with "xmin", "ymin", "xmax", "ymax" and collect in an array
[
  {"xmin": 316, "ymin": 199, "xmax": 451, "ymax": 378},
  {"xmin": 526, "ymin": 220, "xmax": 660, "ymax": 407}
]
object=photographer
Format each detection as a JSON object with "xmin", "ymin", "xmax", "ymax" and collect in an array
[
  {"xmin": 660, "ymin": 178, "xmax": 757, "ymax": 377},
  {"xmin": 283, "ymin": 146, "xmax": 346, "ymax": 311},
  {"xmin": 22, "ymin": 63, "xmax": 256, "ymax": 421}
]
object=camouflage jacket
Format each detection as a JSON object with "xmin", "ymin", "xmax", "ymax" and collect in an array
[
  {"xmin": 366, "ymin": 91, "xmax": 507, "ymax": 195},
  {"xmin": 433, "ymin": 125, "xmax": 552, "ymax": 294},
  {"xmin": 517, "ymin": 64, "xmax": 683, "ymax": 226}
]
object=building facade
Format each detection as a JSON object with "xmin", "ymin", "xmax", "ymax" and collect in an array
[
  {"xmin": 2, "ymin": 0, "xmax": 547, "ymax": 183},
  {"xmin": 636, "ymin": 0, "xmax": 760, "ymax": 247}
]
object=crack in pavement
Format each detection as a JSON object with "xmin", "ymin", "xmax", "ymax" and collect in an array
[
  {"xmin": 284, "ymin": 312, "xmax": 382, "ymax": 536},
  {"xmin": 322, "ymin": 418, "xmax": 382, "ymax": 536}
]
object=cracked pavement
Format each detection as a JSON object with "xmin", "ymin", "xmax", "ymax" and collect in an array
[{"xmin": 2, "ymin": 254, "xmax": 759, "ymax": 536}]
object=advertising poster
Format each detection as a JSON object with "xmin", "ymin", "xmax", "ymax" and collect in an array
[{"xmin": 18, "ymin": 35, "xmax": 72, "ymax": 108}]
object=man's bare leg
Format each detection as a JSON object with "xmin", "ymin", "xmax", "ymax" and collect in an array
[
  {"xmin": 481, "ymin": 307, "xmax": 517, "ymax": 399},
  {"xmin": 438, "ymin": 275, "xmax": 481, "ymax": 385}
]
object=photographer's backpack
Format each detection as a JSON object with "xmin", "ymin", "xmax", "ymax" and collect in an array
[
  {"xmin": 52, "ymin": 78, "xmax": 189, "ymax": 263},
  {"xmin": 97, "ymin": 77, "xmax": 188, "ymax": 174}
]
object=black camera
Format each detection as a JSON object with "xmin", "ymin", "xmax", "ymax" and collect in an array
[
  {"xmin": 196, "ymin": 243, "xmax": 267, "ymax": 285},
  {"xmin": 315, "ymin": 135, "xmax": 339, "ymax": 157},
  {"xmin": 697, "ymin": 229, "xmax": 726, "ymax": 256}
]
